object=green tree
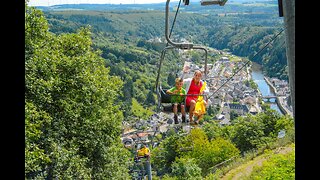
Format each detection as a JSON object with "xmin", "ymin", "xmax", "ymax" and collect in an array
[
  {"xmin": 230, "ymin": 110, "xmax": 239, "ymax": 121},
  {"xmin": 171, "ymin": 157, "xmax": 202, "ymax": 180},
  {"xmin": 106, "ymin": 52, "xmax": 118, "ymax": 63},
  {"xmin": 25, "ymin": 4, "xmax": 130, "ymax": 179},
  {"xmin": 257, "ymin": 109, "xmax": 281, "ymax": 137},
  {"xmin": 146, "ymin": 90, "xmax": 156, "ymax": 105},
  {"xmin": 121, "ymin": 77, "xmax": 133, "ymax": 118},
  {"xmin": 167, "ymin": 72, "xmax": 176, "ymax": 87},
  {"xmin": 178, "ymin": 128, "xmax": 240, "ymax": 176},
  {"xmin": 203, "ymin": 122, "xmax": 225, "ymax": 140},
  {"xmin": 152, "ymin": 134, "xmax": 182, "ymax": 175},
  {"xmin": 231, "ymin": 115, "xmax": 265, "ymax": 152}
]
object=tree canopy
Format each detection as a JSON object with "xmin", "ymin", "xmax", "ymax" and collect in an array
[{"xmin": 25, "ymin": 4, "xmax": 131, "ymax": 179}]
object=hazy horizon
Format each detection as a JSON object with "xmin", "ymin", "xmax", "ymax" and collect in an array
[
  {"xmin": 27, "ymin": 0, "xmax": 180, "ymax": 6},
  {"xmin": 27, "ymin": 0, "xmax": 271, "ymax": 7}
]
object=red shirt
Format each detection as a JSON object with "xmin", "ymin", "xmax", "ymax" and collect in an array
[{"xmin": 186, "ymin": 79, "xmax": 203, "ymax": 106}]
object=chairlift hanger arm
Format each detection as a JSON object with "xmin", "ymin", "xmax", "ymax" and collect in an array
[
  {"xmin": 165, "ymin": 0, "xmax": 193, "ymax": 49},
  {"xmin": 155, "ymin": 46, "xmax": 176, "ymax": 93},
  {"xmin": 155, "ymin": 46, "xmax": 176, "ymax": 111},
  {"xmin": 155, "ymin": 45, "xmax": 207, "ymax": 94},
  {"xmin": 165, "ymin": 0, "xmax": 227, "ymax": 49}
]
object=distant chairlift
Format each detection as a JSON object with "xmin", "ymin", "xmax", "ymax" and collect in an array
[{"xmin": 200, "ymin": 0, "xmax": 228, "ymax": 6}]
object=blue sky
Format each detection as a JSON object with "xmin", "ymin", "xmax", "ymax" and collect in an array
[{"xmin": 27, "ymin": 0, "xmax": 179, "ymax": 6}]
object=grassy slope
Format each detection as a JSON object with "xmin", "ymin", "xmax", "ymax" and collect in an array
[{"xmin": 220, "ymin": 143, "xmax": 295, "ymax": 180}]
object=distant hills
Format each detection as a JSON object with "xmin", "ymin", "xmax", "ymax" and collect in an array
[{"xmin": 33, "ymin": 0, "xmax": 278, "ymax": 12}]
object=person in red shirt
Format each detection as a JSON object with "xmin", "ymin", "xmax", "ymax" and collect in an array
[{"xmin": 184, "ymin": 70, "xmax": 208, "ymax": 124}]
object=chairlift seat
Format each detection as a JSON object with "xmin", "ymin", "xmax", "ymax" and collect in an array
[{"xmin": 159, "ymin": 87, "xmax": 190, "ymax": 112}]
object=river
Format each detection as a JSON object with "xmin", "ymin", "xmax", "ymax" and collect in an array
[{"xmin": 250, "ymin": 62, "xmax": 283, "ymax": 115}]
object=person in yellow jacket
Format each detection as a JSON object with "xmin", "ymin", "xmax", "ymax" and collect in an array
[
  {"xmin": 193, "ymin": 81, "xmax": 207, "ymax": 124},
  {"xmin": 135, "ymin": 144, "xmax": 150, "ymax": 161}
]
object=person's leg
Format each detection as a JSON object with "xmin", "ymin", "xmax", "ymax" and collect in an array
[
  {"xmin": 189, "ymin": 100, "xmax": 196, "ymax": 122},
  {"xmin": 195, "ymin": 100, "xmax": 206, "ymax": 124},
  {"xmin": 173, "ymin": 103, "xmax": 178, "ymax": 124},
  {"xmin": 195, "ymin": 114, "xmax": 202, "ymax": 124},
  {"xmin": 173, "ymin": 103, "xmax": 178, "ymax": 115},
  {"xmin": 181, "ymin": 104, "xmax": 186, "ymax": 122}
]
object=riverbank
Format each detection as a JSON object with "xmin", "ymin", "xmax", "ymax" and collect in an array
[
  {"xmin": 250, "ymin": 62, "xmax": 282, "ymax": 114},
  {"xmin": 263, "ymin": 77, "xmax": 277, "ymax": 94},
  {"xmin": 264, "ymin": 77, "xmax": 292, "ymax": 116}
]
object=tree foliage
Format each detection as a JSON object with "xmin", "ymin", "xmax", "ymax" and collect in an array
[
  {"xmin": 25, "ymin": 4, "xmax": 131, "ymax": 179},
  {"xmin": 171, "ymin": 157, "xmax": 202, "ymax": 180},
  {"xmin": 152, "ymin": 128, "xmax": 240, "ymax": 177},
  {"xmin": 43, "ymin": 6, "xmax": 288, "ymax": 83},
  {"xmin": 230, "ymin": 110, "xmax": 294, "ymax": 153}
]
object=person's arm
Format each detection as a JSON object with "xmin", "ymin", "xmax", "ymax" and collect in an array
[
  {"xmin": 167, "ymin": 87, "xmax": 179, "ymax": 95},
  {"xmin": 166, "ymin": 87, "xmax": 174, "ymax": 94},
  {"xmin": 182, "ymin": 89, "xmax": 187, "ymax": 96},
  {"xmin": 201, "ymin": 81, "xmax": 210, "ymax": 104},
  {"xmin": 183, "ymin": 78, "xmax": 192, "ymax": 94}
]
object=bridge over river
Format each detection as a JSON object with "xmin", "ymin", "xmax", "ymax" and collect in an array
[{"xmin": 261, "ymin": 95, "xmax": 285, "ymax": 100}]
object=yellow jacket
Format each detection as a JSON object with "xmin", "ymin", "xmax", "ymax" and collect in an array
[
  {"xmin": 137, "ymin": 147, "xmax": 150, "ymax": 157},
  {"xmin": 194, "ymin": 81, "xmax": 207, "ymax": 116}
]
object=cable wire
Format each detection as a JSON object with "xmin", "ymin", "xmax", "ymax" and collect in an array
[{"xmin": 163, "ymin": 0, "xmax": 182, "ymax": 49}]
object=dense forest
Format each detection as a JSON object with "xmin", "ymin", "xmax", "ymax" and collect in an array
[
  {"xmin": 25, "ymin": 1, "xmax": 294, "ymax": 179},
  {"xmin": 38, "ymin": 2, "xmax": 288, "ymax": 118},
  {"xmin": 41, "ymin": 0, "xmax": 288, "ymax": 81}
]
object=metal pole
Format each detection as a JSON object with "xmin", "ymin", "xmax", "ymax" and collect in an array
[
  {"xmin": 146, "ymin": 159, "xmax": 152, "ymax": 180},
  {"xmin": 155, "ymin": 46, "xmax": 176, "ymax": 112},
  {"xmin": 282, "ymin": 0, "xmax": 295, "ymax": 119}
]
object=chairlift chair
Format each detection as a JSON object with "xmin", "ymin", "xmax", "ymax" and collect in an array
[
  {"xmin": 156, "ymin": 0, "xmax": 228, "ymax": 113},
  {"xmin": 157, "ymin": 64, "xmax": 208, "ymax": 113}
]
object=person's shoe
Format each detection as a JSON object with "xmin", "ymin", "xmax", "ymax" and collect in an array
[
  {"xmin": 174, "ymin": 115, "xmax": 179, "ymax": 124},
  {"xmin": 181, "ymin": 115, "xmax": 186, "ymax": 123},
  {"xmin": 134, "ymin": 158, "xmax": 140, "ymax": 163},
  {"xmin": 189, "ymin": 117, "xmax": 193, "ymax": 124}
]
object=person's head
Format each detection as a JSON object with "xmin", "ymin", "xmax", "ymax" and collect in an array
[
  {"xmin": 175, "ymin": 77, "xmax": 184, "ymax": 90},
  {"xmin": 193, "ymin": 70, "xmax": 202, "ymax": 82}
]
